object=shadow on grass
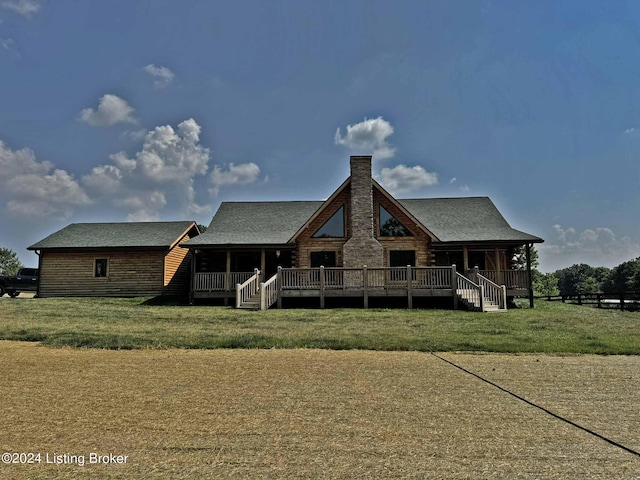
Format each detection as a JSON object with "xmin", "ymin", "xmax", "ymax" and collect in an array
[{"xmin": 141, "ymin": 296, "xmax": 190, "ymax": 306}]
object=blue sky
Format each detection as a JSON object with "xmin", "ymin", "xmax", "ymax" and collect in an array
[{"xmin": 1, "ymin": 0, "xmax": 640, "ymax": 272}]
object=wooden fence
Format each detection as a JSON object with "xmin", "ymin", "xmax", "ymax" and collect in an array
[{"xmin": 537, "ymin": 293, "xmax": 640, "ymax": 311}]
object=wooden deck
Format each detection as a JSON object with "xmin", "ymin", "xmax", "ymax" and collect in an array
[{"xmin": 192, "ymin": 267, "xmax": 531, "ymax": 311}]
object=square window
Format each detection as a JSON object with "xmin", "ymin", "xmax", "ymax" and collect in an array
[
  {"xmin": 310, "ymin": 251, "xmax": 337, "ymax": 268},
  {"xmin": 389, "ymin": 250, "xmax": 416, "ymax": 267},
  {"xmin": 95, "ymin": 258, "xmax": 108, "ymax": 277}
]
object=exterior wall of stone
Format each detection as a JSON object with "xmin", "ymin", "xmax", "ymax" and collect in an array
[{"xmin": 342, "ymin": 156, "xmax": 384, "ymax": 268}]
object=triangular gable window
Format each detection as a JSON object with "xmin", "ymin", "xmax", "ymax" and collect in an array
[
  {"xmin": 379, "ymin": 206, "xmax": 413, "ymax": 237},
  {"xmin": 312, "ymin": 206, "xmax": 345, "ymax": 238}
]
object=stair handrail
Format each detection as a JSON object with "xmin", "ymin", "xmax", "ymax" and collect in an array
[
  {"xmin": 456, "ymin": 272, "xmax": 483, "ymax": 311},
  {"xmin": 476, "ymin": 273, "xmax": 507, "ymax": 310},
  {"xmin": 236, "ymin": 268, "xmax": 260, "ymax": 308},
  {"xmin": 260, "ymin": 273, "xmax": 279, "ymax": 310}
]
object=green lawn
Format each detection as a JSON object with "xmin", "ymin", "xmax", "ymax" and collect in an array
[{"xmin": 1, "ymin": 297, "xmax": 638, "ymax": 353}]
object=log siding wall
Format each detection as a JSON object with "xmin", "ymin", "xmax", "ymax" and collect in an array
[
  {"xmin": 294, "ymin": 184, "xmax": 434, "ymax": 269},
  {"xmin": 164, "ymin": 233, "xmax": 193, "ymax": 295},
  {"xmin": 374, "ymin": 189, "xmax": 432, "ymax": 267},
  {"xmin": 296, "ymin": 188, "xmax": 351, "ymax": 268},
  {"xmin": 39, "ymin": 250, "xmax": 167, "ymax": 297}
]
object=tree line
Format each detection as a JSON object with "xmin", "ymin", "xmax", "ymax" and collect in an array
[{"xmin": 532, "ymin": 256, "xmax": 640, "ymax": 297}]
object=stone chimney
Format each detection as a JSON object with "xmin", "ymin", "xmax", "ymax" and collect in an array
[{"xmin": 342, "ymin": 156, "xmax": 384, "ymax": 268}]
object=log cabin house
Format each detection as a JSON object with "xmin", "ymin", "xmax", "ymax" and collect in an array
[
  {"xmin": 183, "ymin": 156, "xmax": 543, "ymax": 311},
  {"xmin": 28, "ymin": 221, "xmax": 199, "ymax": 297}
]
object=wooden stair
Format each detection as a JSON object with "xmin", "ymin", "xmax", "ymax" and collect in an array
[
  {"xmin": 237, "ymin": 291, "xmax": 261, "ymax": 310},
  {"xmin": 456, "ymin": 289, "xmax": 506, "ymax": 313}
]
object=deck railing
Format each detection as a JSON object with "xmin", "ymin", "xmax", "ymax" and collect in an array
[
  {"xmin": 280, "ymin": 266, "xmax": 454, "ymax": 290},
  {"xmin": 194, "ymin": 272, "xmax": 255, "ymax": 292},
  {"xmin": 260, "ymin": 274, "xmax": 279, "ymax": 310},
  {"xmin": 476, "ymin": 273, "xmax": 507, "ymax": 309},
  {"xmin": 469, "ymin": 269, "xmax": 529, "ymax": 289},
  {"xmin": 236, "ymin": 269, "xmax": 260, "ymax": 308},
  {"xmin": 456, "ymin": 272, "xmax": 483, "ymax": 311}
]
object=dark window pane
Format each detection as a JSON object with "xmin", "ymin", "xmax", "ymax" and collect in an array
[
  {"xmin": 232, "ymin": 251, "xmax": 261, "ymax": 272},
  {"xmin": 379, "ymin": 206, "xmax": 413, "ymax": 237},
  {"xmin": 310, "ymin": 251, "xmax": 337, "ymax": 267},
  {"xmin": 196, "ymin": 251, "xmax": 227, "ymax": 272},
  {"xmin": 389, "ymin": 250, "xmax": 416, "ymax": 267},
  {"xmin": 95, "ymin": 259, "xmax": 108, "ymax": 277},
  {"xmin": 313, "ymin": 206, "xmax": 345, "ymax": 238}
]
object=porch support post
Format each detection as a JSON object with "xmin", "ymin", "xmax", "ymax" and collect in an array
[
  {"xmin": 452, "ymin": 264, "xmax": 458, "ymax": 310},
  {"xmin": 526, "ymin": 243, "xmax": 534, "ymax": 308},
  {"xmin": 363, "ymin": 266, "xmax": 368, "ymax": 309},
  {"xmin": 225, "ymin": 249, "xmax": 231, "ymax": 291},
  {"xmin": 463, "ymin": 246, "xmax": 469, "ymax": 272},
  {"xmin": 495, "ymin": 247, "xmax": 502, "ymax": 284},
  {"xmin": 407, "ymin": 265, "xmax": 413, "ymax": 309},
  {"xmin": 319, "ymin": 265, "xmax": 325, "ymax": 309},
  {"xmin": 260, "ymin": 249, "xmax": 266, "ymax": 278},
  {"xmin": 277, "ymin": 266, "xmax": 283, "ymax": 309},
  {"xmin": 189, "ymin": 249, "xmax": 196, "ymax": 305},
  {"xmin": 225, "ymin": 248, "xmax": 231, "ymax": 306}
]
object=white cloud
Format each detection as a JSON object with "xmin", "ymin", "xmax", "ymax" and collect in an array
[
  {"xmin": 335, "ymin": 116, "xmax": 396, "ymax": 160},
  {"xmin": 144, "ymin": 64, "xmax": 175, "ymax": 88},
  {"xmin": 115, "ymin": 191, "xmax": 167, "ymax": 222},
  {"xmin": 122, "ymin": 129, "xmax": 148, "ymax": 141},
  {"xmin": 82, "ymin": 164, "xmax": 123, "ymax": 196},
  {"xmin": 2, "ymin": 0, "xmax": 41, "ymax": 17},
  {"xmin": 0, "ymin": 140, "xmax": 90, "ymax": 218},
  {"xmin": 0, "ymin": 140, "xmax": 51, "ymax": 176},
  {"xmin": 540, "ymin": 224, "xmax": 640, "ymax": 271},
  {"xmin": 210, "ymin": 162, "xmax": 261, "ymax": 196},
  {"xmin": 1, "ymin": 38, "xmax": 14, "ymax": 50},
  {"xmin": 82, "ymin": 118, "xmax": 212, "ymax": 219},
  {"xmin": 135, "ymin": 118, "xmax": 209, "ymax": 183},
  {"xmin": 377, "ymin": 164, "xmax": 438, "ymax": 195},
  {"xmin": 459, "ymin": 184, "xmax": 470, "ymax": 192},
  {"xmin": 79, "ymin": 94, "xmax": 136, "ymax": 127}
]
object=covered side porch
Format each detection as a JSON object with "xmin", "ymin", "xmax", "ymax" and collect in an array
[{"xmin": 189, "ymin": 246, "xmax": 293, "ymax": 303}]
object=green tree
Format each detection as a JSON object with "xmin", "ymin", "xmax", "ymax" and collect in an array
[
  {"xmin": 0, "ymin": 248, "xmax": 23, "ymax": 276},
  {"xmin": 532, "ymin": 271, "xmax": 559, "ymax": 297},
  {"xmin": 603, "ymin": 257, "xmax": 640, "ymax": 293},
  {"xmin": 555, "ymin": 264, "xmax": 605, "ymax": 296},
  {"xmin": 510, "ymin": 245, "xmax": 539, "ymax": 270}
]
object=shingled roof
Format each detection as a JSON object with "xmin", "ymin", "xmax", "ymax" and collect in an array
[
  {"xmin": 29, "ymin": 221, "xmax": 198, "ymax": 250},
  {"xmin": 398, "ymin": 197, "xmax": 542, "ymax": 243},
  {"xmin": 183, "ymin": 196, "xmax": 541, "ymax": 247},
  {"xmin": 185, "ymin": 202, "xmax": 323, "ymax": 246}
]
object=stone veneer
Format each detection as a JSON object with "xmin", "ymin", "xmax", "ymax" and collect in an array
[{"xmin": 342, "ymin": 156, "xmax": 384, "ymax": 268}]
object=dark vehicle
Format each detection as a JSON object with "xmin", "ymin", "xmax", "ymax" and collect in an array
[{"xmin": 0, "ymin": 268, "xmax": 39, "ymax": 297}]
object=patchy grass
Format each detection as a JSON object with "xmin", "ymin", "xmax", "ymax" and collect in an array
[
  {"xmin": 1, "ymin": 297, "xmax": 639, "ymax": 353},
  {"xmin": 0, "ymin": 343, "xmax": 638, "ymax": 479}
]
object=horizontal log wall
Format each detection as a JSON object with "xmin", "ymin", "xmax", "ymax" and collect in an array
[
  {"xmin": 39, "ymin": 251, "xmax": 166, "ymax": 297},
  {"xmin": 374, "ymin": 189, "xmax": 432, "ymax": 267},
  {"xmin": 296, "ymin": 187, "xmax": 350, "ymax": 268}
]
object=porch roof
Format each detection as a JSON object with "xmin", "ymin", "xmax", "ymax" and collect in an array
[
  {"xmin": 184, "ymin": 201, "xmax": 323, "ymax": 246},
  {"xmin": 398, "ymin": 197, "xmax": 543, "ymax": 243}
]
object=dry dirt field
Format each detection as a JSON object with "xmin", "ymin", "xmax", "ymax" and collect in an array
[{"xmin": 1, "ymin": 342, "xmax": 639, "ymax": 479}]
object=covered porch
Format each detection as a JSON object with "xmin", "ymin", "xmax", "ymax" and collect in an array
[{"xmin": 189, "ymin": 247, "xmax": 293, "ymax": 302}]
